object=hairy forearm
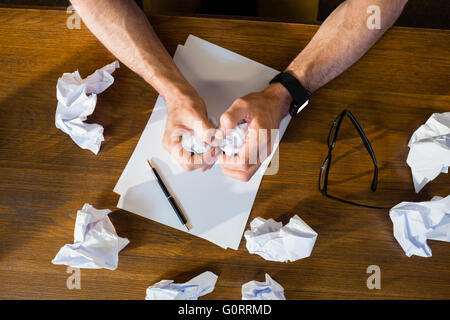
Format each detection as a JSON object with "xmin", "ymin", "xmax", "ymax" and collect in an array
[
  {"xmin": 70, "ymin": 0, "xmax": 195, "ymax": 102},
  {"xmin": 287, "ymin": 0, "xmax": 407, "ymax": 93}
]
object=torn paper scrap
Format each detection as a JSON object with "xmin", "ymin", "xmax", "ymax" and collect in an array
[
  {"xmin": 181, "ymin": 122, "xmax": 248, "ymax": 156},
  {"xmin": 52, "ymin": 203, "xmax": 129, "ymax": 270},
  {"xmin": 406, "ymin": 112, "xmax": 450, "ymax": 193},
  {"xmin": 242, "ymin": 274, "xmax": 286, "ymax": 300},
  {"xmin": 145, "ymin": 271, "xmax": 218, "ymax": 300},
  {"xmin": 244, "ymin": 215, "xmax": 317, "ymax": 262},
  {"xmin": 55, "ymin": 61, "xmax": 119, "ymax": 154},
  {"xmin": 389, "ymin": 195, "xmax": 450, "ymax": 257}
]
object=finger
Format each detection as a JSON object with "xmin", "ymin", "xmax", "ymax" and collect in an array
[
  {"xmin": 202, "ymin": 147, "xmax": 219, "ymax": 167},
  {"xmin": 163, "ymin": 126, "xmax": 190, "ymax": 150},
  {"xmin": 199, "ymin": 162, "xmax": 215, "ymax": 172},
  {"xmin": 220, "ymin": 126, "xmax": 259, "ymax": 170},
  {"xmin": 183, "ymin": 144, "xmax": 218, "ymax": 171},
  {"xmin": 169, "ymin": 143, "xmax": 194, "ymax": 171},
  {"xmin": 219, "ymin": 153, "xmax": 249, "ymax": 171},
  {"xmin": 220, "ymin": 124, "xmax": 271, "ymax": 182},
  {"xmin": 175, "ymin": 142, "xmax": 220, "ymax": 171},
  {"xmin": 165, "ymin": 125, "xmax": 220, "ymax": 171},
  {"xmin": 221, "ymin": 164, "xmax": 259, "ymax": 182},
  {"xmin": 164, "ymin": 140, "xmax": 198, "ymax": 171}
]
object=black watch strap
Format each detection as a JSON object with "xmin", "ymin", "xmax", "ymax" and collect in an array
[{"xmin": 269, "ymin": 72, "xmax": 311, "ymax": 116}]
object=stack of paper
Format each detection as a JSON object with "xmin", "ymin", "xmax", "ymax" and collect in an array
[{"xmin": 114, "ymin": 35, "xmax": 292, "ymax": 249}]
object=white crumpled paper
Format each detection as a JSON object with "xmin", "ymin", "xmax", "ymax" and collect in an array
[
  {"xmin": 244, "ymin": 215, "xmax": 317, "ymax": 262},
  {"xmin": 145, "ymin": 271, "xmax": 218, "ymax": 300},
  {"xmin": 389, "ymin": 195, "xmax": 450, "ymax": 257},
  {"xmin": 242, "ymin": 273, "xmax": 286, "ymax": 300},
  {"xmin": 55, "ymin": 61, "xmax": 119, "ymax": 154},
  {"xmin": 406, "ymin": 112, "xmax": 450, "ymax": 193},
  {"xmin": 182, "ymin": 122, "xmax": 248, "ymax": 157},
  {"xmin": 52, "ymin": 203, "xmax": 129, "ymax": 270}
]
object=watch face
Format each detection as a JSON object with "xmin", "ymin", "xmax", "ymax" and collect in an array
[
  {"xmin": 294, "ymin": 100, "xmax": 309, "ymax": 114},
  {"xmin": 289, "ymin": 100, "xmax": 309, "ymax": 116}
]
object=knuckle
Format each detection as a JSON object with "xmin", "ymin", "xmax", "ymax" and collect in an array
[
  {"xmin": 237, "ymin": 172, "xmax": 251, "ymax": 182},
  {"xmin": 183, "ymin": 164, "xmax": 194, "ymax": 172},
  {"xmin": 220, "ymin": 112, "xmax": 232, "ymax": 123},
  {"xmin": 220, "ymin": 113, "xmax": 234, "ymax": 128},
  {"xmin": 220, "ymin": 164, "xmax": 230, "ymax": 173},
  {"xmin": 253, "ymin": 118, "xmax": 264, "ymax": 128},
  {"xmin": 236, "ymin": 97, "xmax": 249, "ymax": 107}
]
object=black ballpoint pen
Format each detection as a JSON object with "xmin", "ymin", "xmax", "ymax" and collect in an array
[{"xmin": 147, "ymin": 159, "xmax": 190, "ymax": 231}]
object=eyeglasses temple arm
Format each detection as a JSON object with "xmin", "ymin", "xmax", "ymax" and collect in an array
[{"xmin": 346, "ymin": 111, "xmax": 379, "ymax": 191}]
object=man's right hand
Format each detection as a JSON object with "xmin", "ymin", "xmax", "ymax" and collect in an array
[{"xmin": 162, "ymin": 91, "xmax": 218, "ymax": 172}]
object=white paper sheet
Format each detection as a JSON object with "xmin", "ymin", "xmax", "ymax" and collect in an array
[
  {"xmin": 114, "ymin": 35, "xmax": 292, "ymax": 249},
  {"xmin": 145, "ymin": 271, "xmax": 218, "ymax": 300},
  {"xmin": 241, "ymin": 274, "xmax": 286, "ymax": 300},
  {"xmin": 406, "ymin": 112, "xmax": 450, "ymax": 193},
  {"xmin": 244, "ymin": 215, "xmax": 317, "ymax": 262},
  {"xmin": 389, "ymin": 195, "xmax": 450, "ymax": 257},
  {"xmin": 55, "ymin": 61, "xmax": 119, "ymax": 154},
  {"xmin": 52, "ymin": 203, "xmax": 129, "ymax": 270}
]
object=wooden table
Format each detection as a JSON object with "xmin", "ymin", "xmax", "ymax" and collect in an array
[{"xmin": 0, "ymin": 7, "xmax": 449, "ymax": 300}]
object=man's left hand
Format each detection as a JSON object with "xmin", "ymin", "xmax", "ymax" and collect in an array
[{"xmin": 217, "ymin": 83, "xmax": 292, "ymax": 181}]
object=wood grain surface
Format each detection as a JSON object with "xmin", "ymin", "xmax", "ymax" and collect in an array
[{"xmin": 0, "ymin": 7, "xmax": 449, "ymax": 300}]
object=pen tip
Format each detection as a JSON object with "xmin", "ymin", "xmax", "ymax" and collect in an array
[
  {"xmin": 184, "ymin": 224, "xmax": 190, "ymax": 232},
  {"xmin": 147, "ymin": 159, "xmax": 154, "ymax": 168}
]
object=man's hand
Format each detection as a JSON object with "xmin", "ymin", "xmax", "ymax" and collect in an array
[
  {"xmin": 163, "ymin": 91, "xmax": 218, "ymax": 172},
  {"xmin": 218, "ymin": 83, "xmax": 292, "ymax": 181},
  {"xmin": 70, "ymin": 0, "xmax": 218, "ymax": 172}
]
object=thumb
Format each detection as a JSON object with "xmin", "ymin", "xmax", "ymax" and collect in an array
[
  {"xmin": 193, "ymin": 114, "xmax": 216, "ymax": 145},
  {"xmin": 219, "ymin": 103, "xmax": 248, "ymax": 138}
]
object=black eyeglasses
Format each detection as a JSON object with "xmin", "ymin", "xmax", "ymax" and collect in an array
[{"xmin": 319, "ymin": 110, "xmax": 389, "ymax": 210}]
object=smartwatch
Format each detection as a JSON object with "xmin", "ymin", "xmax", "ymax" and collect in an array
[{"xmin": 269, "ymin": 72, "xmax": 311, "ymax": 116}]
